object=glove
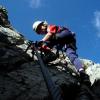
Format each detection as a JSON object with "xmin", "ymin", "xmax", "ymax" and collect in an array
[{"xmin": 36, "ymin": 41, "xmax": 43, "ymax": 47}]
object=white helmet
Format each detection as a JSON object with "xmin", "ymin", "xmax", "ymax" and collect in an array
[{"xmin": 32, "ymin": 20, "xmax": 48, "ymax": 32}]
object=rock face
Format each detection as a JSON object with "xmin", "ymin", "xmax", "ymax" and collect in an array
[{"xmin": 0, "ymin": 26, "xmax": 100, "ymax": 100}]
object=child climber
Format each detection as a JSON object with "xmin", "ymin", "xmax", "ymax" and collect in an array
[{"xmin": 32, "ymin": 20, "xmax": 91, "ymax": 86}]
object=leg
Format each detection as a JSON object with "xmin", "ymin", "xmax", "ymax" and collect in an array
[
  {"xmin": 65, "ymin": 47, "xmax": 83, "ymax": 71},
  {"xmin": 65, "ymin": 47, "xmax": 91, "ymax": 86}
]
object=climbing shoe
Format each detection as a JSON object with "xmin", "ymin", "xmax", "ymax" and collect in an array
[{"xmin": 79, "ymin": 70, "xmax": 91, "ymax": 87}]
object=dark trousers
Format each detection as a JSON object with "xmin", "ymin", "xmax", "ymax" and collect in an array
[{"xmin": 65, "ymin": 46, "xmax": 83, "ymax": 71}]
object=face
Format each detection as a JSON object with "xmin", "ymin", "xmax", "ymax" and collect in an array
[{"xmin": 37, "ymin": 24, "xmax": 47, "ymax": 34}]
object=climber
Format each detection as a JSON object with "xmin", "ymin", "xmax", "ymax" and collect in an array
[
  {"xmin": 32, "ymin": 20, "xmax": 91, "ymax": 86},
  {"xmin": 0, "ymin": 5, "xmax": 13, "ymax": 30}
]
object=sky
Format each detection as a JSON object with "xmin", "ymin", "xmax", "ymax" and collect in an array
[{"xmin": 0, "ymin": 0, "xmax": 100, "ymax": 63}]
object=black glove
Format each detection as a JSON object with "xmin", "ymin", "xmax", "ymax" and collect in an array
[{"xmin": 35, "ymin": 41, "xmax": 43, "ymax": 47}]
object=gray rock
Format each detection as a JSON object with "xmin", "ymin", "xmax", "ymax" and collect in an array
[{"xmin": 0, "ymin": 26, "xmax": 100, "ymax": 100}]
